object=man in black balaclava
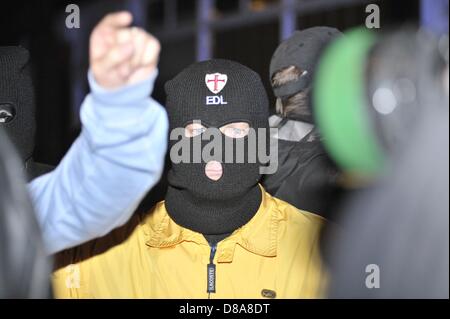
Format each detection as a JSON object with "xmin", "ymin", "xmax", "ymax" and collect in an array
[
  {"xmin": 0, "ymin": 46, "xmax": 53, "ymax": 180},
  {"xmin": 262, "ymin": 27, "xmax": 343, "ymax": 219},
  {"xmin": 164, "ymin": 59, "xmax": 269, "ymax": 245},
  {"xmin": 52, "ymin": 59, "xmax": 327, "ymax": 298}
]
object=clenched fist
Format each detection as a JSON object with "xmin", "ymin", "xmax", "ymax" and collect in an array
[{"xmin": 90, "ymin": 11, "xmax": 161, "ymax": 89}]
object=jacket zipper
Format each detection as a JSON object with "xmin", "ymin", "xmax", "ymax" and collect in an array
[{"xmin": 207, "ymin": 243, "xmax": 217, "ymax": 299}]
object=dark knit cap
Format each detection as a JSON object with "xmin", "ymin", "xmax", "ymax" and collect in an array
[{"xmin": 270, "ymin": 26, "xmax": 342, "ymax": 98}]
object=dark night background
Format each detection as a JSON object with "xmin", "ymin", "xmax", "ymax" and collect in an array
[{"xmin": 0, "ymin": 0, "xmax": 419, "ymax": 167}]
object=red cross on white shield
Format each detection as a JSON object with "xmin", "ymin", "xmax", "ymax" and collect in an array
[{"xmin": 205, "ymin": 73, "xmax": 228, "ymax": 94}]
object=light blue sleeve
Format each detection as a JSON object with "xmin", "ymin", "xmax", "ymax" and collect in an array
[{"xmin": 27, "ymin": 69, "xmax": 168, "ymax": 255}]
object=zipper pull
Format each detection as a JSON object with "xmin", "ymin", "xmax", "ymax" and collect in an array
[{"xmin": 207, "ymin": 244, "xmax": 217, "ymax": 295}]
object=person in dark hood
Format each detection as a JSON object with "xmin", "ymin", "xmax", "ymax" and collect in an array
[
  {"xmin": 314, "ymin": 27, "xmax": 449, "ymax": 298},
  {"xmin": 261, "ymin": 27, "xmax": 343, "ymax": 219}
]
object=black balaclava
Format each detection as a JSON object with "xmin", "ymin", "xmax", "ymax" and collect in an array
[
  {"xmin": 270, "ymin": 27, "xmax": 342, "ymax": 123},
  {"xmin": 0, "ymin": 46, "xmax": 35, "ymax": 164},
  {"xmin": 0, "ymin": 46, "xmax": 53, "ymax": 180},
  {"xmin": 164, "ymin": 59, "xmax": 269, "ymax": 244}
]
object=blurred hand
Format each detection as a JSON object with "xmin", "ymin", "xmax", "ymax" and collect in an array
[{"xmin": 90, "ymin": 11, "xmax": 161, "ymax": 89}]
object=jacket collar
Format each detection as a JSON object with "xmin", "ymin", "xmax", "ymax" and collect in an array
[{"xmin": 145, "ymin": 186, "xmax": 285, "ymax": 263}]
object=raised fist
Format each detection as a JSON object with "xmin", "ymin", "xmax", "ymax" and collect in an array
[{"xmin": 90, "ymin": 11, "xmax": 161, "ymax": 89}]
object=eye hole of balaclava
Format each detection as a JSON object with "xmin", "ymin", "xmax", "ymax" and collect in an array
[
  {"xmin": 184, "ymin": 121, "xmax": 250, "ymax": 139},
  {"xmin": 0, "ymin": 104, "xmax": 16, "ymax": 124}
]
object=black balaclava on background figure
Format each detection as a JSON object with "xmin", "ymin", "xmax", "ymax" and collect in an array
[
  {"xmin": 164, "ymin": 59, "xmax": 270, "ymax": 244},
  {"xmin": 0, "ymin": 46, "xmax": 53, "ymax": 180}
]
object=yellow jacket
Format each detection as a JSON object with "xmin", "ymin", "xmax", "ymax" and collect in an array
[{"xmin": 52, "ymin": 188, "xmax": 327, "ymax": 298}]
